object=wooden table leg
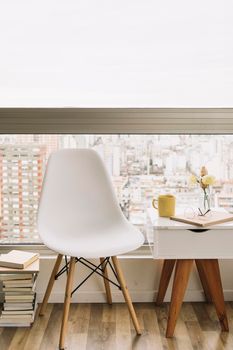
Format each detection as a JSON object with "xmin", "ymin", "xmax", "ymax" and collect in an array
[
  {"xmin": 195, "ymin": 259, "xmax": 212, "ymax": 302},
  {"xmin": 166, "ymin": 259, "xmax": 193, "ymax": 338},
  {"xmin": 197, "ymin": 259, "xmax": 229, "ymax": 332},
  {"xmin": 156, "ymin": 259, "xmax": 176, "ymax": 305}
]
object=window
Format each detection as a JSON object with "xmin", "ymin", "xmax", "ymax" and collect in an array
[{"xmin": 1, "ymin": 134, "xmax": 233, "ymax": 244}]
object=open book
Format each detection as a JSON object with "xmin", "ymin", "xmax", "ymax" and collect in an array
[
  {"xmin": 0, "ymin": 250, "xmax": 39, "ymax": 269},
  {"xmin": 170, "ymin": 211, "xmax": 233, "ymax": 227}
]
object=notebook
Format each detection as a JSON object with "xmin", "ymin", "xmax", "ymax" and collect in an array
[{"xmin": 0, "ymin": 250, "xmax": 39, "ymax": 269}]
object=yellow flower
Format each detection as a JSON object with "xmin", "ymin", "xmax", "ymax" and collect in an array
[
  {"xmin": 202, "ymin": 175, "xmax": 215, "ymax": 186},
  {"xmin": 200, "ymin": 166, "xmax": 208, "ymax": 176},
  {"xmin": 189, "ymin": 174, "xmax": 198, "ymax": 185}
]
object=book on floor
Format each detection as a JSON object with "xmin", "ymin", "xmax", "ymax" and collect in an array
[
  {"xmin": 0, "ymin": 314, "xmax": 33, "ymax": 320},
  {"xmin": 0, "ymin": 266, "xmax": 38, "ymax": 327},
  {"xmin": 1, "ymin": 310, "xmax": 34, "ymax": 315},
  {"xmin": 0, "ymin": 322, "xmax": 32, "ymax": 327},
  {"xmin": 3, "ymin": 280, "xmax": 34, "ymax": 287},
  {"xmin": 4, "ymin": 291, "xmax": 35, "ymax": 296},
  {"xmin": 3, "ymin": 303, "xmax": 34, "ymax": 311},
  {"xmin": 0, "ymin": 315, "xmax": 34, "ymax": 326},
  {"xmin": 3, "ymin": 286, "xmax": 36, "ymax": 292},
  {"xmin": 5, "ymin": 295, "xmax": 35, "ymax": 302},
  {"xmin": 0, "ymin": 273, "xmax": 33, "ymax": 281},
  {"xmin": 0, "ymin": 250, "xmax": 39, "ymax": 269}
]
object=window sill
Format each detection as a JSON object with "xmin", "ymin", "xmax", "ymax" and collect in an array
[{"xmin": 0, "ymin": 243, "xmax": 152, "ymax": 259}]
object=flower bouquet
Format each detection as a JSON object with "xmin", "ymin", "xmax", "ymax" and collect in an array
[{"xmin": 190, "ymin": 166, "xmax": 215, "ymax": 216}]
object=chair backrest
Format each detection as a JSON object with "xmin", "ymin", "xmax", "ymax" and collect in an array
[{"xmin": 37, "ymin": 149, "xmax": 126, "ymax": 241}]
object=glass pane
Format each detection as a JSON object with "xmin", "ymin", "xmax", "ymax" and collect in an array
[{"xmin": 0, "ymin": 134, "xmax": 233, "ymax": 244}]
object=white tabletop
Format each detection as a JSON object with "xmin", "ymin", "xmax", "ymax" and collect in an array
[{"xmin": 148, "ymin": 208, "xmax": 233, "ymax": 230}]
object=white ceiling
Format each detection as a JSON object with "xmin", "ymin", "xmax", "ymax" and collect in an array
[{"xmin": 0, "ymin": 0, "xmax": 232, "ymax": 107}]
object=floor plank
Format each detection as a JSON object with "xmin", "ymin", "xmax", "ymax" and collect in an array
[
  {"xmin": 134, "ymin": 303, "xmax": 163, "ymax": 350},
  {"xmin": 86, "ymin": 303, "xmax": 104, "ymax": 350},
  {"xmin": 0, "ymin": 302, "xmax": 232, "ymax": 350},
  {"xmin": 0, "ymin": 328, "xmax": 17, "ymax": 350},
  {"xmin": 39, "ymin": 303, "xmax": 63, "ymax": 350},
  {"xmin": 23, "ymin": 303, "xmax": 53, "ymax": 350},
  {"xmin": 192, "ymin": 302, "xmax": 220, "ymax": 332},
  {"xmin": 116, "ymin": 303, "xmax": 132, "ymax": 350}
]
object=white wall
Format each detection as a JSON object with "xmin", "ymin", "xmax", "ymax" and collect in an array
[
  {"xmin": 36, "ymin": 257, "xmax": 233, "ymax": 303},
  {"xmin": 0, "ymin": 0, "xmax": 232, "ymax": 107}
]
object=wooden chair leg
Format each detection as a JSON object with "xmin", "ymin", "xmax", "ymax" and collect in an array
[
  {"xmin": 156, "ymin": 259, "xmax": 176, "ymax": 305},
  {"xmin": 111, "ymin": 256, "xmax": 141, "ymax": 335},
  {"xmin": 166, "ymin": 259, "xmax": 193, "ymax": 338},
  {"xmin": 100, "ymin": 257, "xmax": 112, "ymax": 304},
  {"xmin": 39, "ymin": 254, "xmax": 63, "ymax": 316},
  {"xmin": 195, "ymin": 259, "xmax": 212, "ymax": 302},
  {"xmin": 59, "ymin": 257, "xmax": 76, "ymax": 350},
  {"xmin": 198, "ymin": 259, "xmax": 229, "ymax": 332}
]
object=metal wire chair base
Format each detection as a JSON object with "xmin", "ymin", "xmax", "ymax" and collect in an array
[{"xmin": 55, "ymin": 256, "xmax": 121, "ymax": 296}]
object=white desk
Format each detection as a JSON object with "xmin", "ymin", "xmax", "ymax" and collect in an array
[
  {"xmin": 147, "ymin": 208, "xmax": 232, "ymax": 337},
  {"xmin": 148, "ymin": 208, "xmax": 233, "ymax": 259}
]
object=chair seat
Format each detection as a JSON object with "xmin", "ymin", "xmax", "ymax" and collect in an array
[{"xmin": 41, "ymin": 221, "xmax": 144, "ymax": 258}]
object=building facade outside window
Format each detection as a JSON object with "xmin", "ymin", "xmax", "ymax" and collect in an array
[{"xmin": 0, "ymin": 134, "xmax": 233, "ymax": 244}]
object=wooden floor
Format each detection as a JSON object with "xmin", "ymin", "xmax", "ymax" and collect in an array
[{"xmin": 1, "ymin": 302, "xmax": 233, "ymax": 350}]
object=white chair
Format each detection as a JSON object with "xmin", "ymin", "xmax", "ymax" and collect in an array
[{"xmin": 37, "ymin": 149, "xmax": 144, "ymax": 349}]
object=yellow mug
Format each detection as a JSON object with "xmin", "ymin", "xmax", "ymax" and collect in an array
[{"xmin": 152, "ymin": 194, "xmax": 176, "ymax": 217}]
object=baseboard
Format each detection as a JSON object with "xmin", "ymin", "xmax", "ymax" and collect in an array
[{"xmin": 36, "ymin": 289, "xmax": 233, "ymax": 303}]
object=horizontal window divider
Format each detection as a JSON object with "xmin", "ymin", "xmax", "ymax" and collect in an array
[{"xmin": 0, "ymin": 108, "xmax": 233, "ymax": 134}]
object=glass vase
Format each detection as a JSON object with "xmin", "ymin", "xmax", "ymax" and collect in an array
[{"xmin": 199, "ymin": 187, "xmax": 211, "ymax": 214}]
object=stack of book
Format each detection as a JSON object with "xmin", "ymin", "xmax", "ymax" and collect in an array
[
  {"xmin": 0, "ymin": 273, "xmax": 37, "ymax": 326},
  {"xmin": 0, "ymin": 250, "xmax": 39, "ymax": 327}
]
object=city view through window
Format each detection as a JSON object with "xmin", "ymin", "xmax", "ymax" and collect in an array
[{"xmin": 0, "ymin": 134, "xmax": 233, "ymax": 244}]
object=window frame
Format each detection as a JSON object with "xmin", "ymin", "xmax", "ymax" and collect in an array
[
  {"xmin": 0, "ymin": 108, "xmax": 233, "ymax": 134},
  {"xmin": 1, "ymin": 108, "xmax": 233, "ymax": 256}
]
